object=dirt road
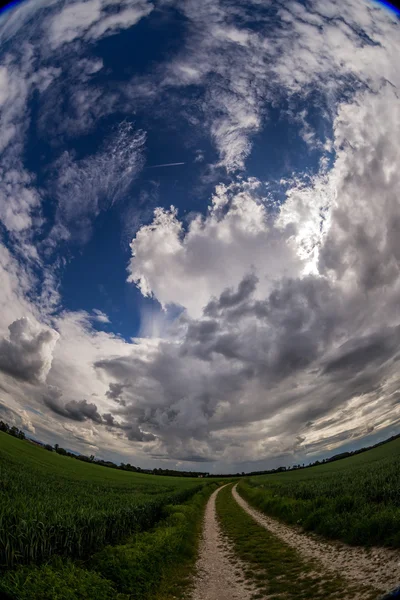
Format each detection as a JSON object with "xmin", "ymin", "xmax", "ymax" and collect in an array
[
  {"xmin": 233, "ymin": 483, "xmax": 400, "ymax": 592},
  {"xmin": 191, "ymin": 483, "xmax": 398, "ymax": 600},
  {"xmin": 191, "ymin": 485, "xmax": 256, "ymax": 600}
]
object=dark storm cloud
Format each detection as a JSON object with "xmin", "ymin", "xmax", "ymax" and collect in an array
[
  {"xmin": 126, "ymin": 425, "xmax": 156, "ymax": 442},
  {"xmin": 105, "ymin": 382, "xmax": 128, "ymax": 406},
  {"xmin": 66, "ymin": 400, "xmax": 103, "ymax": 423},
  {"xmin": 185, "ymin": 320, "xmax": 220, "ymax": 344},
  {"xmin": 184, "ymin": 275, "xmax": 340, "ymax": 379},
  {"xmin": 154, "ymin": 453, "xmax": 213, "ymax": 463},
  {"xmin": 43, "ymin": 393, "xmax": 102, "ymax": 424},
  {"xmin": 102, "ymin": 412, "xmax": 119, "ymax": 427},
  {"xmin": 94, "ymin": 247, "xmax": 400, "ymax": 463},
  {"xmin": 204, "ymin": 273, "xmax": 258, "ymax": 316},
  {"xmin": 96, "ymin": 273, "xmax": 347, "ymax": 459},
  {"xmin": 43, "ymin": 379, "xmax": 156, "ymax": 444},
  {"xmin": 323, "ymin": 328, "xmax": 400, "ymax": 375}
]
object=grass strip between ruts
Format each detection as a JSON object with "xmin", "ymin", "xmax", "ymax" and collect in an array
[{"xmin": 215, "ymin": 483, "xmax": 378, "ymax": 600}]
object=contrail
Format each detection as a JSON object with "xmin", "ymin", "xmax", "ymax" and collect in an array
[{"xmin": 146, "ymin": 162, "xmax": 185, "ymax": 169}]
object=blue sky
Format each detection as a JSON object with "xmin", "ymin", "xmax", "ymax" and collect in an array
[
  {"xmin": 19, "ymin": 4, "xmax": 227, "ymax": 340},
  {"xmin": 0, "ymin": 0, "xmax": 399, "ymax": 472},
  {"xmin": 20, "ymin": 22, "xmax": 332, "ymax": 343}
]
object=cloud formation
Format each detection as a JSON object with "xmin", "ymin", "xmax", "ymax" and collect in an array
[
  {"xmin": 0, "ymin": 318, "xmax": 59, "ymax": 383},
  {"xmin": 158, "ymin": 0, "xmax": 400, "ymax": 171},
  {"xmin": 118, "ymin": 82, "xmax": 400, "ymax": 465},
  {"xmin": 48, "ymin": 0, "xmax": 153, "ymax": 47},
  {"xmin": 0, "ymin": 0, "xmax": 399, "ymax": 471},
  {"xmin": 128, "ymin": 179, "xmax": 301, "ymax": 317},
  {"xmin": 44, "ymin": 392, "xmax": 102, "ymax": 423},
  {"xmin": 47, "ymin": 122, "xmax": 146, "ymax": 247}
]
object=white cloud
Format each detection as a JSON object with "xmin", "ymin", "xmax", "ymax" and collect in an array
[
  {"xmin": 0, "ymin": 48, "xmax": 60, "ymax": 242},
  {"xmin": 92, "ymin": 309, "xmax": 110, "ymax": 324},
  {"xmin": 48, "ymin": 0, "xmax": 153, "ymax": 48},
  {"xmin": 119, "ymin": 82, "xmax": 400, "ymax": 466},
  {"xmin": 0, "ymin": 167, "xmax": 41, "ymax": 233},
  {"xmin": 48, "ymin": 0, "xmax": 103, "ymax": 46},
  {"xmin": 87, "ymin": 4, "xmax": 153, "ymax": 39},
  {"xmin": 0, "ymin": 317, "xmax": 59, "ymax": 383},
  {"xmin": 46, "ymin": 122, "xmax": 146, "ymax": 247},
  {"xmin": 158, "ymin": 0, "xmax": 399, "ymax": 172},
  {"xmin": 129, "ymin": 179, "xmax": 302, "ymax": 317}
]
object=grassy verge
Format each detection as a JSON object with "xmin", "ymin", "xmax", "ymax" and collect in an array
[
  {"xmin": 0, "ymin": 558, "xmax": 128, "ymax": 600},
  {"xmin": 0, "ymin": 481, "xmax": 218, "ymax": 600},
  {"xmin": 240, "ymin": 438, "xmax": 400, "ymax": 548},
  {"xmin": 216, "ymin": 484, "xmax": 377, "ymax": 600},
  {"xmin": 90, "ymin": 481, "xmax": 219, "ymax": 600}
]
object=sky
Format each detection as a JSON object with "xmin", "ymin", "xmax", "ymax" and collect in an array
[{"xmin": 0, "ymin": 0, "xmax": 399, "ymax": 472}]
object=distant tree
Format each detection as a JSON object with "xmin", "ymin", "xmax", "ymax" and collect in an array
[
  {"xmin": 44, "ymin": 444, "xmax": 53, "ymax": 452},
  {"xmin": 9, "ymin": 426, "xmax": 19, "ymax": 437},
  {"xmin": 54, "ymin": 443, "xmax": 59, "ymax": 452},
  {"xmin": 77, "ymin": 454, "xmax": 90, "ymax": 462}
]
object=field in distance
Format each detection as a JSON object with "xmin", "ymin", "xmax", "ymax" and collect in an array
[
  {"xmin": 239, "ymin": 436, "xmax": 400, "ymax": 548},
  {"xmin": 0, "ymin": 432, "xmax": 205, "ymax": 569}
]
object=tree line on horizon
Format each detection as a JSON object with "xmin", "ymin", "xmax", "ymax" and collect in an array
[
  {"xmin": 1, "ymin": 418, "xmax": 399, "ymax": 478},
  {"xmin": 0, "ymin": 420, "xmax": 209, "ymax": 477}
]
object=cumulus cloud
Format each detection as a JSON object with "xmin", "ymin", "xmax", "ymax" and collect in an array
[
  {"xmin": 128, "ymin": 178, "xmax": 302, "ymax": 317},
  {"xmin": 118, "ymin": 80, "xmax": 400, "ymax": 465},
  {"xmin": 44, "ymin": 393, "xmax": 102, "ymax": 423},
  {"xmin": 105, "ymin": 382, "xmax": 128, "ymax": 405},
  {"xmin": 0, "ymin": 318, "xmax": 59, "ymax": 383}
]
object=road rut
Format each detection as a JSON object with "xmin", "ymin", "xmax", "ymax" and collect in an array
[
  {"xmin": 233, "ymin": 483, "xmax": 400, "ymax": 593},
  {"xmin": 191, "ymin": 485, "xmax": 256, "ymax": 600}
]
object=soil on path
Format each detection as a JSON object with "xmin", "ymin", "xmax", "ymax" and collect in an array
[
  {"xmin": 233, "ymin": 483, "xmax": 400, "ymax": 593},
  {"xmin": 191, "ymin": 485, "xmax": 257, "ymax": 600}
]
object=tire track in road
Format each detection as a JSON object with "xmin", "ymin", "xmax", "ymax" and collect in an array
[{"xmin": 191, "ymin": 485, "xmax": 257, "ymax": 600}]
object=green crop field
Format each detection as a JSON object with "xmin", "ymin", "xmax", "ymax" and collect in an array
[
  {"xmin": 0, "ymin": 431, "xmax": 212, "ymax": 599},
  {"xmin": 2, "ymin": 431, "xmax": 400, "ymax": 599},
  {"xmin": 239, "ymin": 437, "xmax": 400, "ymax": 548}
]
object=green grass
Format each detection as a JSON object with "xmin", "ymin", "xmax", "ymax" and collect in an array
[
  {"xmin": 216, "ymin": 484, "xmax": 377, "ymax": 600},
  {"xmin": 0, "ymin": 432, "xmax": 200, "ymax": 487},
  {"xmin": 239, "ymin": 437, "xmax": 400, "ymax": 547},
  {"xmin": 90, "ymin": 482, "xmax": 219, "ymax": 600},
  {"xmin": 0, "ymin": 432, "xmax": 204, "ymax": 568},
  {"xmin": 0, "ymin": 483, "xmax": 218, "ymax": 600},
  {"xmin": 0, "ymin": 558, "xmax": 127, "ymax": 600}
]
